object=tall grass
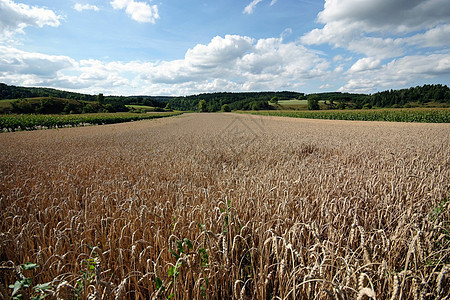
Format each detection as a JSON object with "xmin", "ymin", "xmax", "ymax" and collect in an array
[{"xmin": 1, "ymin": 113, "xmax": 449, "ymax": 299}]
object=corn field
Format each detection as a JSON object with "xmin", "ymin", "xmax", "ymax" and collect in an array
[
  {"xmin": 0, "ymin": 112, "xmax": 182, "ymax": 132},
  {"xmin": 247, "ymin": 108, "xmax": 450, "ymax": 123},
  {"xmin": 0, "ymin": 113, "xmax": 449, "ymax": 299}
]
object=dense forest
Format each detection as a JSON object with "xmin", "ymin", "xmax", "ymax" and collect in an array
[
  {"xmin": 0, "ymin": 83, "xmax": 168, "ymax": 111},
  {"xmin": 168, "ymin": 91, "xmax": 304, "ymax": 111},
  {"xmin": 166, "ymin": 84, "xmax": 449, "ymax": 111},
  {"xmin": 1, "ymin": 83, "xmax": 449, "ymax": 113},
  {"xmin": 0, "ymin": 83, "xmax": 100, "ymax": 102},
  {"xmin": 307, "ymin": 84, "xmax": 450, "ymax": 110},
  {"xmin": 368, "ymin": 84, "xmax": 450, "ymax": 107}
]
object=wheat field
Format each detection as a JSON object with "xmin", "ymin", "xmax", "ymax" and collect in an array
[{"xmin": 0, "ymin": 113, "xmax": 449, "ymax": 299}]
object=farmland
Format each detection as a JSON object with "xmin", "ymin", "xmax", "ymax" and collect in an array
[
  {"xmin": 246, "ymin": 108, "xmax": 450, "ymax": 123},
  {"xmin": 126, "ymin": 105, "xmax": 159, "ymax": 113},
  {"xmin": 0, "ymin": 113, "xmax": 449, "ymax": 299},
  {"xmin": 0, "ymin": 112, "xmax": 182, "ymax": 132}
]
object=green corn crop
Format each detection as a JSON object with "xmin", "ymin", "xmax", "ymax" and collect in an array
[
  {"xmin": 244, "ymin": 108, "xmax": 450, "ymax": 123},
  {"xmin": 0, "ymin": 112, "xmax": 183, "ymax": 132}
]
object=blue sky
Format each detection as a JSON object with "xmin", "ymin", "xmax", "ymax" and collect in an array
[{"xmin": 0, "ymin": 0, "xmax": 449, "ymax": 96}]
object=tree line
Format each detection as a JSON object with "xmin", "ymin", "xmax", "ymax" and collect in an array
[
  {"xmin": 168, "ymin": 84, "xmax": 449, "ymax": 112},
  {"xmin": 325, "ymin": 84, "xmax": 448, "ymax": 109},
  {"xmin": 0, "ymin": 83, "xmax": 168, "ymax": 111},
  {"xmin": 167, "ymin": 91, "xmax": 303, "ymax": 112},
  {"xmin": 1, "ymin": 83, "xmax": 448, "ymax": 113},
  {"xmin": 7, "ymin": 96, "xmax": 129, "ymax": 114},
  {"xmin": 367, "ymin": 84, "xmax": 449, "ymax": 108}
]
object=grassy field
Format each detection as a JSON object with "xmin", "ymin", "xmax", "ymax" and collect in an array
[
  {"xmin": 0, "ymin": 99, "xmax": 14, "ymax": 113},
  {"xmin": 0, "ymin": 113, "xmax": 449, "ymax": 299},
  {"xmin": 277, "ymin": 99, "xmax": 308, "ymax": 105},
  {"xmin": 126, "ymin": 104, "xmax": 158, "ymax": 112},
  {"xmin": 271, "ymin": 99, "xmax": 310, "ymax": 110},
  {"xmin": 245, "ymin": 107, "xmax": 450, "ymax": 123}
]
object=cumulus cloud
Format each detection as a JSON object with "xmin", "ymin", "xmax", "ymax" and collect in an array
[
  {"xmin": 110, "ymin": 0, "xmax": 159, "ymax": 23},
  {"xmin": 0, "ymin": 46, "xmax": 76, "ymax": 74},
  {"xmin": 349, "ymin": 57, "xmax": 381, "ymax": 73},
  {"xmin": 302, "ymin": 0, "xmax": 450, "ymax": 93},
  {"xmin": 0, "ymin": 34, "xmax": 332, "ymax": 95},
  {"xmin": 0, "ymin": 45, "xmax": 78, "ymax": 87},
  {"xmin": 405, "ymin": 24, "xmax": 450, "ymax": 48},
  {"xmin": 240, "ymin": 37, "xmax": 329, "ymax": 78},
  {"xmin": 0, "ymin": 0, "xmax": 60, "ymax": 37},
  {"xmin": 317, "ymin": 0, "xmax": 450, "ymax": 33},
  {"xmin": 339, "ymin": 53, "xmax": 450, "ymax": 93},
  {"xmin": 142, "ymin": 35, "xmax": 330, "ymax": 93},
  {"xmin": 142, "ymin": 35, "xmax": 255, "ymax": 85},
  {"xmin": 74, "ymin": 3, "xmax": 99, "ymax": 12},
  {"xmin": 186, "ymin": 35, "xmax": 253, "ymax": 69},
  {"xmin": 302, "ymin": 0, "xmax": 450, "ymax": 58}
]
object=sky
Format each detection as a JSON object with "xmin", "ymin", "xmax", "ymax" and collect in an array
[{"xmin": 0, "ymin": 0, "xmax": 449, "ymax": 96}]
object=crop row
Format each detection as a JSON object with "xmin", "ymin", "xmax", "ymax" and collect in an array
[
  {"xmin": 245, "ymin": 108, "xmax": 450, "ymax": 123},
  {"xmin": 0, "ymin": 112, "xmax": 182, "ymax": 132}
]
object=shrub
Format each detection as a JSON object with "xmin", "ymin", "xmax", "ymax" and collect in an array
[
  {"xmin": 221, "ymin": 104, "xmax": 231, "ymax": 112},
  {"xmin": 307, "ymin": 96, "xmax": 320, "ymax": 110},
  {"xmin": 199, "ymin": 100, "xmax": 207, "ymax": 112}
]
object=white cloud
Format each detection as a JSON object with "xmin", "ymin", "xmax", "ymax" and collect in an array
[
  {"xmin": 0, "ymin": 45, "xmax": 78, "ymax": 87},
  {"xmin": 302, "ymin": 0, "xmax": 450, "ymax": 93},
  {"xmin": 0, "ymin": 0, "xmax": 60, "ymax": 37},
  {"xmin": 386, "ymin": 54, "xmax": 450, "ymax": 77},
  {"xmin": 301, "ymin": 20, "xmax": 405, "ymax": 59},
  {"xmin": 142, "ymin": 35, "xmax": 330, "ymax": 93},
  {"xmin": 243, "ymin": 0, "xmax": 263, "ymax": 14},
  {"xmin": 349, "ymin": 57, "xmax": 381, "ymax": 73},
  {"xmin": 0, "ymin": 46, "xmax": 76, "ymax": 74},
  {"xmin": 241, "ymin": 37, "xmax": 329, "ymax": 78},
  {"xmin": 317, "ymin": 0, "xmax": 450, "ymax": 33},
  {"xmin": 74, "ymin": 3, "xmax": 99, "ymax": 12},
  {"xmin": 186, "ymin": 35, "xmax": 253, "ymax": 69},
  {"xmin": 0, "ymin": 34, "xmax": 333, "ymax": 95},
  {"xmin": 320, "ymin": 83, "xmax": 332, "ymax": 89},
  {"xmin": 405, "ymin": 24, "xmax": 450, "ymax": 48},
  {"xmin": 302, "ymin": 0, "xmax": 450, "ymax": 58},
  {"xmin": 243, "ymin": 0, "xmax": 278, "ymax": 14},
  {"xmin": 334, "ymin": 66, "xmax": 344, "ymax": 73},
  {"xmin": 110, "ymin": 0, "xmax": 159, "ymax": 24},
  {"xmin": 338, "ymin": 79, "xmax": 376, "ymax": 94},
  {"xmin": 339, "ymin": 53, "xmax": 450, "ymax": 93}
]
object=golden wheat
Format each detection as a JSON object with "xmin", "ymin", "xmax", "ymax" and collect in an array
[{"xmin": 1, "ymin": 113, "xmax": 449, "ymax": 299}]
